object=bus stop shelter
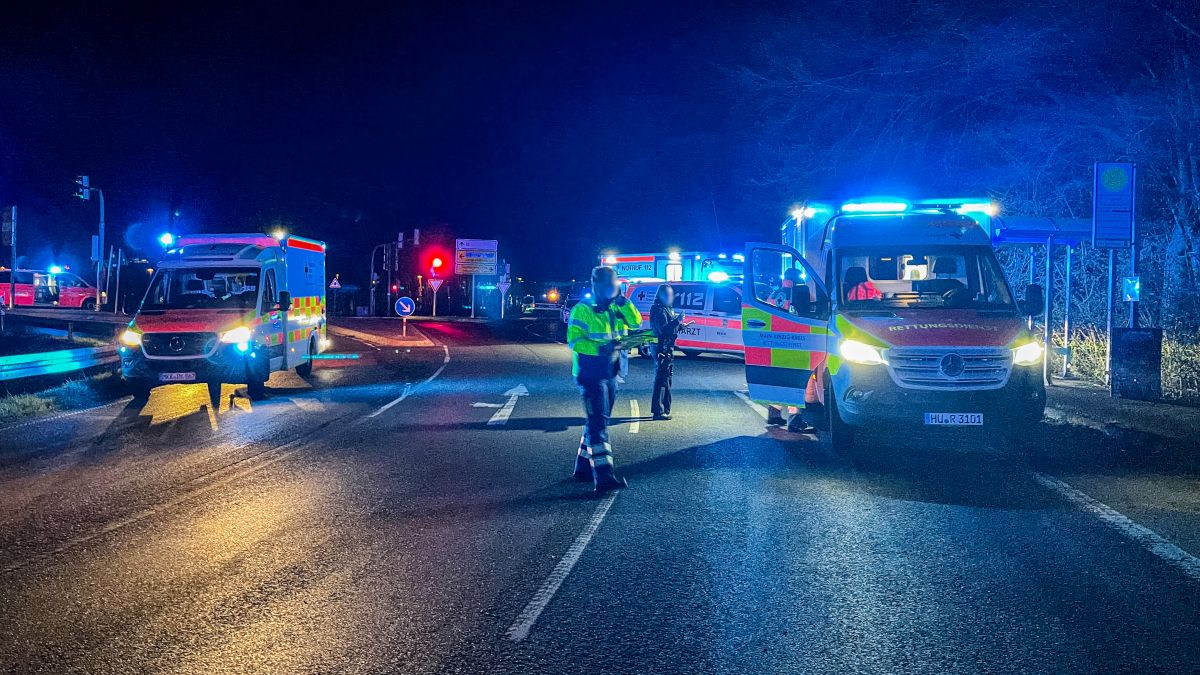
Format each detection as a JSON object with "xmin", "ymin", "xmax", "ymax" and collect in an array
[{"xmin": 991, "ymin": 216, "xmax": 1092, "ymax": 385}]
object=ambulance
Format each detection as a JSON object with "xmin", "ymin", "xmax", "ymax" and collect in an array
[
  {"xmin": 741, "ymin": 199, "xmax": 1046, "ymax": 448},
  {"xmin": 625, "ymin": 279, "xmax": 743, "ymax": 357},
  {"xmin": 118, "ymin": 233, "xmax": 327, "ymax": 399},
  {"xmin": 601, "ymin": 251, "xmax": 742, "ymax": 283}
]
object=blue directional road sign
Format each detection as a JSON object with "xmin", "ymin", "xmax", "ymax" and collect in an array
[{"xmin": 395, "ymin": 296, "xmax": 416, "ymax": 317}]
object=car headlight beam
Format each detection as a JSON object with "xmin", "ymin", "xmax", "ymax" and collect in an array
[
  {"xmin": 219, "ymin": 326, "xmax": 253, "ymax": 345},
  {"xmin": 1012, "ymin": 341, "xmax": 1044, "ymax": 366},
  {"xmin": 839, "ymin": 339, "xmax": 887, "ymax": 366},
  {"xmin": 119, "ymin": 329, "xmax": 142, "ymax": 347}
]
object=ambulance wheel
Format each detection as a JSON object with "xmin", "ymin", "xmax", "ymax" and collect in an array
[
  {"xmin": 245, "ymin": 356, "xmax": 270, "ymax": 400},
  {"xmin": 246, "ymin": 378, "xmax": 267, "ymax": 401},
  {"xmin": 681, "ymin": 349, "xmax": 701, "ymax": 358},
  {"xmin": 128, "ymin": 379, "xmax": 154, "ymax": 401},
  {"xmin": 206, "ymin": 380, "xmax": 224, "ymax": 404},
  {"xmin": 826, "ymin": 377, "xmax": 856, "ymax": 450},
  {"xmin": 295, "ymin": 337, "xmax": 316, "ymax": 378}
]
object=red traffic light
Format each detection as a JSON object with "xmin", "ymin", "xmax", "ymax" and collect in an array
[
  {"xmin": 391, "ymin": 284, "xmax": 399, "ymax": 292},
  {"xmin": 431, "ymin": 257, "xmax": 443, "ymax": 269}
]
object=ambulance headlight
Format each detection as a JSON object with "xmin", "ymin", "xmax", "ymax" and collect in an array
[
  {"xmin": 839, "ymin": 339, "xmax": 886, "ymax": 366},
  {"xmin": 119, "ymin": 329, "xmax": 142, "ymax": 347},
  {"xmin": 220, "ymin": 326, "xmax": 253, "ymax": 345},
  {"xmin": 1012, "ymin": 341, "xmax": 1044, "ymax": 366}
]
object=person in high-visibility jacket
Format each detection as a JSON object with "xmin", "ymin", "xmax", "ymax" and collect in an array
[{"xmin": 567, "ymin": 266, "xmax": 642, "ymax": 492}]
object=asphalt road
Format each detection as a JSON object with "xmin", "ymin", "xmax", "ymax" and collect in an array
[{"xmin": 1, "ymin": 319, "xmax": 1198, "ymax": 674}]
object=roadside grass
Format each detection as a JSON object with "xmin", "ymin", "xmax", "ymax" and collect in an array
[
  {"xmin": 1055, "ymin": 326, "xmax": 1200, "ymax": 404},
  {"xmin": 0, "ymin": 332, "xmax": 109, "ymax": 357},
  {"xmin": 0, "ymin": 372, "xmax": 124, "ymax": 425}
]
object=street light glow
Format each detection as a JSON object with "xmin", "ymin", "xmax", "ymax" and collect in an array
[{"xmin": 158, "ymin": 232, "xmax": 175, "ymax": 247}]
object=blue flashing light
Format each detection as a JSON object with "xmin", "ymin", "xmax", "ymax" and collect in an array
[
  {"xmin": 732, "ymin": 253, "xmax": 745, "ymax": 262},
  {"xmin": 708, "ymin": 271, "xmax": 730, "ymax": 282},
  {"xmin": 158, "ymin": 232, "xmax": 175, "ymax": 247},
  {"xmin": 236, "ymin": 342, "xmax": 250, "ymax": 353},
  {"xmin": 48, "ymin": 265, "xmax": 64, "ymax": 274},
  {"xmin": 718, "ymin": 253, "xmax": 727, "ymax": 259},
  {"xmin": 841, "ymin": 201, "xmax": 909, "ymax": 213},
  {"xmin": 955, "ymin": 202, "xmax": 999, "ymax": 217}
]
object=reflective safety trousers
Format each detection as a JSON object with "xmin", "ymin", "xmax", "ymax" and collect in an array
[{"xmin": 567, "ymin": 299, "xmax": 642, "ymax": 378}]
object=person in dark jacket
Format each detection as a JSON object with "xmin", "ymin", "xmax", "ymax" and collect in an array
[{"xmin": 649, "ymin": 284, "xmax": 684, "ymax": 419}]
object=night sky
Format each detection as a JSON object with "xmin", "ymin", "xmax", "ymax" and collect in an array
[{"xmin": 1, "ymin": 2, "xmax": 769, "ymax": 282}]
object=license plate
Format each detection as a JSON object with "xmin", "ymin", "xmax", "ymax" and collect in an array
[
  {"xmin": 159, "ymin": 372, "xmax": 196, "ymax": 383},
  {"xmin": 924, "ymin": 412, "xmax": 983, "ymax": 426}
]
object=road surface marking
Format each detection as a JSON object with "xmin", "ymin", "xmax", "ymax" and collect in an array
[
  {"xmin": 488, "ymin": 384, "xmax": 529, "ymax": 426},
  {"xmin": 369, "ymin": 383, "xmax": 412, "ymax": 418},
  {"xmin": 472, "ymin": 402, "xmax": 503, "ymax": 408},
  {"xmin": 367, "ymin": 345, "xmax": 450, "ymax": 418},
  {"xmin": 507, "ymin": 492, "xmax": 618, "ymax": 642},
  {"xmin": 733, "ymin": 390, "xmax": 769, "ymax": 420},
  {"xmin": 629, "ymin": 400, "xmax": 640, "ymax": 433},
  {"xmin": 1034, "ymin": 472, "xmax": 1200, "ymax": 583},
  {"xmin": 0, "ymin": 396, "xmax": 132, "ymax": 433}
]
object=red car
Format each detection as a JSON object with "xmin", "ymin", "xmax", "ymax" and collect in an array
[{"xmin": 0, "ymin": 268, "xmax": 102, "ymax": 309}]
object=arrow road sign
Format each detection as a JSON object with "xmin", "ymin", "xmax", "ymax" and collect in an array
[
  {"xmin": 395, "ymin": 296, "xmax": 416, "ymax": 317},
  {"xmin": 487, "ymin": 384, "xmax": 529, "ymax": 426}
]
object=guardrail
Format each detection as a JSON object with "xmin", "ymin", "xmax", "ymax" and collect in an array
[{"xmin": 0, "ymin": 345, "xmax": 119, "ymax": 381}]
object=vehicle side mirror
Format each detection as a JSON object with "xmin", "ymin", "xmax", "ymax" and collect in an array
[
  {"xmin": 1022, "ymin": 284, "xmax": 1044, "ymax": 316},
  {"xmin": 277, "ymin": 291, "xmax": 291, "ymax": 310},
  {"xmin": 791, "ymin": 285, "xmax": 813, "ymax": 316}
]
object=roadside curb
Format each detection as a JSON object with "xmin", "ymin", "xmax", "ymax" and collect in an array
[
  {"xmin": 1039, "ymin": 406, "xmax": 1194, "ymax": 471},
  {"xmin": 327, "ymin": 324, "xmax": 436, "ymax": 348}
]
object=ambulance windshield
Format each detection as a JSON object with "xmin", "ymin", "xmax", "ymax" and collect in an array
[
  {"xmin": 142, "ymin": 267, "xmax": 261, "ymax": 311},
  {"xmin": 837, "ymin": 246, "xmax": 1016, "ymax": 311}
]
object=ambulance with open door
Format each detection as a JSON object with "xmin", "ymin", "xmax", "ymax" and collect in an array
[
  {"xmin": 741, "ymin": 199, "xmax": 1046, "ymax": 448},
  {"xmin": 118, "ymin": 233, "xmax": 327, "ymax": 399}
]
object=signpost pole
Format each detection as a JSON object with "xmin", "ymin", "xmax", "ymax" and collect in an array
[
  {"xmin": 403, "ymin": 317, "xmax": 407, "ymax": 337},
  {"xmin": 471, "ymin": 274, "xmax": 476, "ymax": 319},
  {"xmin": 114, "ymin": 248, "xmax": 123, "ymax": 315},
  {"xmin": 1042, "ymin": 237, "xmax": 1054, "ymax": 387},
  {"xmin": 7, "ymin": 206, "xmax": 15, "ymax": 310},
  {"xmin": 1061, "ymin": 244, "xmax": 1072, "ymax": 378},
  {"xmin": 1106, "ymin": 249, "xmax": 1115, "ymax": 386}
]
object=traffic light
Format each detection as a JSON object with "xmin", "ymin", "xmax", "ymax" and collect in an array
[
  {"xmin": 382, "ymin": 245, "xmax": 390, "ymax": 271},
  {"xmin": 431, "ymin": 257, "xmax": 443, "ymax": 269},
  {"xmin": 391, "ymin": 284, "xmax": 398, "ymax": 293},
  {"xmin": 74, "ymin": 175, "xmax": 91, "ymax": 200}
]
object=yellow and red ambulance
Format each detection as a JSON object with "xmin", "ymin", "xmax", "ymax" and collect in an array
[
  {"xmin": 742, "ymin": 199, "xmax": 1046, "ymax": 448},
  {"xmin": 625, "ymin": 280, "xmax": 744, "ymax": 357},
  {"xmin": 118, "ymin": 233, "xmax": 327, "ymax": 399}
]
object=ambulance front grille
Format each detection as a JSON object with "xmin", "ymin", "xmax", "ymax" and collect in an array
[
  {"xmin": 143, "ymin": 332, "xmax": 218, "ymax": 358},
  {"xmin": 885, "ymin": 347, "xmax": 1012, "ymax": 391}
]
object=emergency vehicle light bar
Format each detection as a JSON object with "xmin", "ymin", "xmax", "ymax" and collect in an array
[{"xmin": 841, "ymin": 201, "xmax": 910, "ymax": 213}]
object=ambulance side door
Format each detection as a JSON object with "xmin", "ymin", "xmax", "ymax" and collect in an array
[
  {"xmin": 709, "ymin": 284, "xmax": 744, "ymax": 353},
  {"xmin": 741, "ymin": 243, "xmax": 830, "ymax": 406},
  {"xmin": 260, "ymin": 268, "xmax": 286, "ymax": 370}
]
